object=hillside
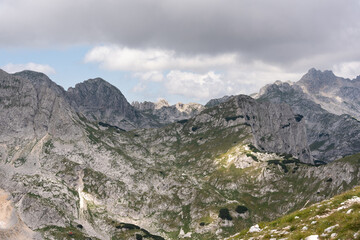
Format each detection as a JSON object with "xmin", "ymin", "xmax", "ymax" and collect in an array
[{"xmin": 228, "ymin": 168, "xmax": 360, "ymax": 240}]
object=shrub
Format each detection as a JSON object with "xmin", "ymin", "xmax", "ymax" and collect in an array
[
  {"xmin": 235, "ymin": 205, "xmax": 248, "ymax": 214},
  {"xmin": 219, "ymin": 208, "xmax": 232, "ymax": 220}
]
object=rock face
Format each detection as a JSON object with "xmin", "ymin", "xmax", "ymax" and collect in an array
[
  {"xmin": 0, "ymin": 70, "xmax": 82, "ymax": 142},
  {"xmin": 229, "ymin": 95, "xmax": 312, "ymax": 163},
  {"xmin": 67, "ymin": 78, "xmax": 161, "ymax": 130},
  {"xmin": 255, "ymin": 71, "xmax": 360, "ymax": 162},
  {"xmin": 132, "ymin": 99, "xmax": 204, "ymax": 124}
]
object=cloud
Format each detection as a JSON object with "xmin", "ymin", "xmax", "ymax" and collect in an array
[
  {"xmin": 84, "ymin": 46, "xmax": 237, "ymax": 72},
  {"xmin": 333, "ymin": 61, "xmax": 360, "ymax": 79},
  {"xmin": 2, "ymin": 63, "xmax": 55, "ymax": 75},
  {"xmin": 133, "ymin": 71, "xmax": 164, "ymax": 82},
  {"xmin": 88, "ymin": 45, "xmax": 305, "ymax": 101},
  {"xmin": 1, "ymin": 0, "xmax": 359, "ymax": 69},
  {"xmin": 161, "ymin": 62, "xmax": 303, "ymax": 101},
  {"xmin": 1, "ymin": 0, "xmax": 359, "ymax": 103},
  {"xmin": 164, "ymin": 71, "xmax": 225, "ymax": 100}
]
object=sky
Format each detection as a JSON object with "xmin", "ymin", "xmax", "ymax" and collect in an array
[{"xmin": 0, "ymin": 0, "xmax": 360, "ymax": 104}]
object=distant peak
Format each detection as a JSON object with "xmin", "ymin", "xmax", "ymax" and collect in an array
[
  {"xmin": 13, "ymin": 70, "xmax": 50, "ymax": 79},
  {"xmin": 299, "ymin": 68, "xmax": 336, "ymax": 84},
  {"xmin": 308, "ymin": 67, "xmax": 317, "ymax": 73},
  {"xmin": 70, "ymin": 77, "xmax": 116, "ymax": 91},
  {"xmin": 83, "ymin": 77, "xmax": 108, "ymax": 84},
  {"xmin": 307, "ymin": 68, "xmax": 333, "ymax": 73},
  {"xmin": 305, "ymin": 68, "xmax": 335, "ymax": 77},
  {"xmin": 155, "ymin": 98, "xmax": 169, "ymax": 109}
]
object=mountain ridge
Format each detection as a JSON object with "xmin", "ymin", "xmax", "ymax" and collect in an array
[{"xmin": 0, "ymin": 68, "xmax": 360, "ymax": 239}]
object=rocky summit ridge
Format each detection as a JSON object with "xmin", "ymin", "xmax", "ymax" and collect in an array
[
  {"xmin": 0, "ymin": 68, "xmax": 360, "ymax": 240},
  {"xmin": 297, "ymin": 68, "xmax": 360, "ymax": 120},
  {"xmin": 132, "ymin": 99, "xmax": 204, "ymax": 125},
  {"xmin": 255, "ymin": 68, "xmax": 360, "ymax": 163}
]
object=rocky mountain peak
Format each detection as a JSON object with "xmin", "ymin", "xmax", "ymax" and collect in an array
[
  {"xmin": 0, "ymin": 70, "xmax": 82, "ymax": 141},
  {"xmin": 298, "ymin": 68, "xmax": 337, "ymax": 93},
  {"xmin": 66, "ymin": 78, "xmax": 156, "ymax": 130},
  {"xmin": 255, "ymin": 73, "xmax": 360, "ymax": 162},
  {"xmin": 14, "ymin": 70, "xmax": 50, "ymax": 80},
  {"xmin": 154, "ymin": 98, "xmax": 170, "ymax": 109},
  {"xmin": 13, "ymin": 70, "xmax": 66, "ymax": 96},
  {"xmin": 67, "ymin": 77, "xmax": 129, "ymax": 107}
]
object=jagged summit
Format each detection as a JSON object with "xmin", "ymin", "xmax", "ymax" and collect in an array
[
  {"xmin": 298, "ymin": 68, "xmax": 338, "ymax": 92},
  {"xmin": 154, "ymin": 98, "xmax": 170, "ymax": 109},
  {"xmin": 295, "ymin": 68, "xmax": 360, "ymax": 119}
]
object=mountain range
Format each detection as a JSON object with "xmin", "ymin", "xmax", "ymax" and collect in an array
[{"xmin": 0, "ymin": 68, "xmax": 359, "ymax": 240}]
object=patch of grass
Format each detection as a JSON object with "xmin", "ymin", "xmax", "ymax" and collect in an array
[
  {"xmin": 248, "ymin": 144, "xmax": 260, "ymax": 153},
  {"xmin": 43, "ymin": 139, "xmax": 54, "ymax": 154},
  {"xmin": 246, "ymin": 153, "xmax": 258, "ymax": 162},
  {"xmin": 228, "ymin": 185, "xmax": 360, "ymax": 240},
  {"xmin": 13, "ymin": 157, "xmax": 26, "ymax": 167},
  {"xmin": 37, "ymin": 225, "xmax": 96, "ymax": 240},
  {"xmin": 309, "ymin": 140, "xmax": 326, "ymax": 151}
]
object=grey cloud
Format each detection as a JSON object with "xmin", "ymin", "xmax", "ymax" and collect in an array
[{"xmin": 0, "ymin": 0, "xmax": 359, "ymax": 68}]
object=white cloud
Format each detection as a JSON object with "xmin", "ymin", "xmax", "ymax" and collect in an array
[
  {"xmin": 85, "ymin": 45, "xmax": 306, "ymax": 101},
  {"xmin": 84, "ymin": 45, "xmax": 237, "ymax": 72},
  {"xmin": 132, "ymin": 82, "xmax": 147, "ymax": 93},
  {"xmin": 2, "ymin": 62, "xmax": 55, "ymax": 75},
  {"xmin": 161, "ymin": 61, "xmax": 303, "ymax": 101},
  {"xmin": 164, "ymin": 71, "xmax": 227, "ymax": 100},
  {"xmin": 133, "ymin": 71, "xmax": 164, "ymax": 82},
  {"xmin": 333, "ymin": 61, "xmax": 360, "ymax": 79}
]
